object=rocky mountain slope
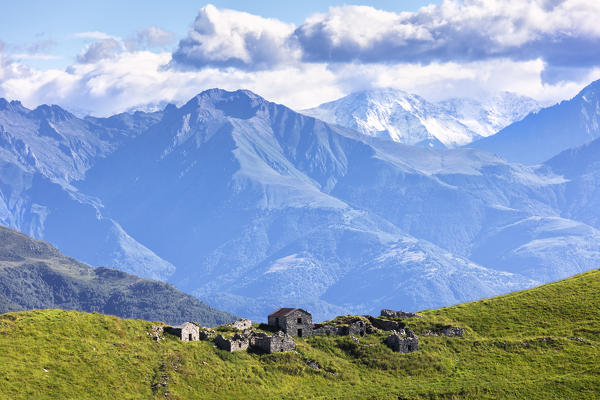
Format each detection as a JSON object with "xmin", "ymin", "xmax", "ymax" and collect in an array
[
  {"xmin": 301, "ymin": 89, "xmax": 540, "ymax": 148},
  {"xmin": 0, "ymin": 225, "xmax": 236, "ymax": 325},
  {"xmin": 77, "ymin": 89, "xmax": 599, "ymax": 320},
  {"xmin": 0, "ymin": 99, "xmax": 174, "ymax": 280},
  {"xmin": 1, "ymin": 269, "xmax": 598, "ymax": 399}
]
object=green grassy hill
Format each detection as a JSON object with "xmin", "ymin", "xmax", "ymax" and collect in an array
[
  {"xmin": 0, "ymin": 225, "xmax": 236, "ymax": 326},
  {"xmin": 1, "ymin": 269, "xmax": 599, "ymax": 399}
]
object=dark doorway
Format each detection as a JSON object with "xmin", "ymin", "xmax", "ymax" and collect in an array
[
  {"xmin": 189, "ymin": 333, "xmax": 193, "ymax": 341},
  {"xmin": 297, "ymin": 328, "xmax": 303, "ymax": 337}
]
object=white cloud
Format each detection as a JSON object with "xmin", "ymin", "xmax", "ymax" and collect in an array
[
  {"xmin": 171, "ymin": 4, "xmax": 298, "ymax": 70},
  {"xmin": 293, "ymin": 0, "xmax": 600, "ymax": 68},
  {"xmin": 2, "ymin": 2, "xmax": 600, "ymax": 116}
]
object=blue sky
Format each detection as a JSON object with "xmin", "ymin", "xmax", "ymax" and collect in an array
[
  {"xmin": 1, "ymin": 0, "xmax": 439, "ymax": 68},
  {"xmin": 1, "ymin": 1, "xmax": 599, "ymax": 116}
]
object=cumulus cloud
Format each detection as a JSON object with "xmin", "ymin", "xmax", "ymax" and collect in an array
[
  {"xmin": 171, "ymin": 4, "xmax": 298, "ymax": 70},
  {"xmin": 294, "ymin": 0, "xmax": 600, "ymax": 68},
  {"xmin": 170, "ymin": 0, "xmax": 600, "ymax": 75}
]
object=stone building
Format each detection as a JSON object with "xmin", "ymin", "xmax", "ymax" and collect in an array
[
  {"xmin": 268, "ymin": 308, "xmax": 313, "ymax": 337},
  {"xmin": 214, "ymin": 333, "xmax": 250, "ymax": 351},
  {"xmin": 253, "ymin": 331, "xmax": 295, "ymax": 353},
  {"xmin": 164, "ymin": 322, "xmax": 200, "ymax": 341},
  {"xmin": 313, "ymin": 318, "xmax": 368, "ymax": 337},
  {"xmin": 213, "ymin": 331, "xmax": 295, "ymax": 353}
]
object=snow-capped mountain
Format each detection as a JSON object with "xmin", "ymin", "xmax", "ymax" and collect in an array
[
  {"xmin": 301, "ymin": 89, "xmax": 540, "ymax": 148},
  {"xmin": 470, "ymin": 79, "xmax": 600, "ymax": 164}
]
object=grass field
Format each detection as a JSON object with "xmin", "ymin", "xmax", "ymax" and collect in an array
[{"xmin": 1, "ymin": 269, "xmax": 599, "ymax": 399}]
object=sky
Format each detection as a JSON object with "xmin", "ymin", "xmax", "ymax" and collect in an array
[{"xmin": 1, "ymin": 0, "xmax": 600, "ymax": 116}]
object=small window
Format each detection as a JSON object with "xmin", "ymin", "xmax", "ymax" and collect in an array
[{"xmin": 297, "ymin": 318, "xmax": 302, "ymax": 324}]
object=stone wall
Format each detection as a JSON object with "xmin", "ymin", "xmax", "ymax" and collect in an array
[
  {"xmin": 380, "ymin": 309, "xmax": 421, "ymax": 319},
  {"xmin": 228, "ymin": 318, "xmax": 253, "ymax": 331},
  {"xmin": 214, "ymin": 331, "xmax": 295, "ymax": 353},
  {"xmin": 214, "ymin": 333, "xmax": 250, "ymax": 351},
  {"xmin": 367, "ymin": 316, "xmax": 405, "ymax": 331},
  {"xmin": 254, "ymin": 331, "xmax": 295, "ymax": 353},
  {"xmin": 384, "ymin": 330, "xmax": 419, "ymax": 353},
  {"xmin": 313, "ymin": 319, "xmax": 368, "ymax": 337}
]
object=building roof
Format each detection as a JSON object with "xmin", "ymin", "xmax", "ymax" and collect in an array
[{"xmin": 268, "ymin": 308, "xmax": 310, "ymax": 318}]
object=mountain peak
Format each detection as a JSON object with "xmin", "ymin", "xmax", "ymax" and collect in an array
[
  {"xmin": 184, "ymin": 88, "xmax": 268, "ymax": 119},
  {"xmin": 0, "ymin": 98, "xmax": 28, "ymax": 113},
  {"xmin": 32, "ymin": 104, "xmax": 75, "ymax": 121}
]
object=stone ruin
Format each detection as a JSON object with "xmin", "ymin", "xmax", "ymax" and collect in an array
[
  {"xmin": 384, "ymin": 329, "xmax": 419, "ymax": 353},
  {"xmin": 214, "ymin": 333, "xmax": 250, "ymax": 352},
  {"xmin": 367, "ymin": 315, "xmax": 408, "ymax": 331},
  {"xmin": 227, "ymin": 318, "xmax": 253, "ymax": 331},
  {"xmin": 159, "ymin": 307, "xmax": 463, "ymax": 357},
  {"xmin": 313, "ymin": 318, "xmax": 369, "ymax": 337},
  {"xmin": 213, "ymin": 330, "xmax": 295, "ymax": 353},
  {"xmin": 380, "ymin": 309, "xmax": 422, "ymax": 319}
]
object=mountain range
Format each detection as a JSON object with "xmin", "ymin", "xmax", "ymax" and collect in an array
[
  {"xmin": 1, "ymin": 81, "xmax": 600, "ymax": 321},
  {"xmin": 302, "ymin": 89, "xmax": 540, "ymax": 148}
]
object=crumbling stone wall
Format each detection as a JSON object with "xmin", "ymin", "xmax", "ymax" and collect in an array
[
  {"xmin": 214, "ymin": 333, "xmax": 250, "ymax": 351},
  {"xmin": 254, "ymin": 331, "xmax": 295, "ymax": 353},
  {"xmin": 367, "ymin": 316, "xmax": 405, "ymax": 331},
  {"xmin": 313, "ymin": 319, "xmax": 368, "ymax": 337},
  {"xmin": 385, "ymin": 330, "xmax": 419, "ymax": 353},
  {"xmin": 228, "ymin": 318, "xmax": 253, "ymax": 331},
  {"xmin": 380, "ymin": 309, "xmax": 421, "ymax": 319}
]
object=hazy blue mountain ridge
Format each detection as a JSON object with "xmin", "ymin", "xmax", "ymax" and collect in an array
[{"xmin": 2, "ymin": 85, "xmax": 600, "ymax": 321}]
